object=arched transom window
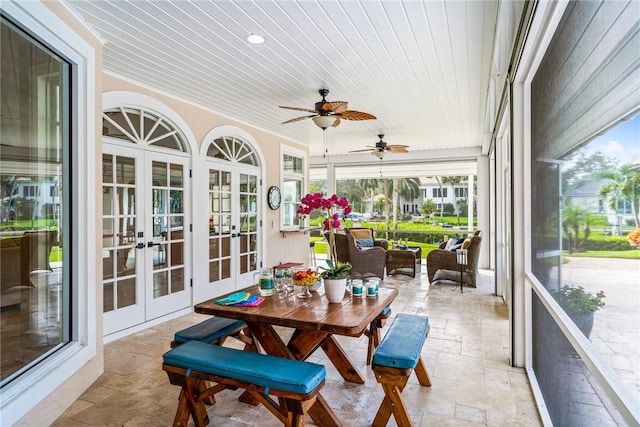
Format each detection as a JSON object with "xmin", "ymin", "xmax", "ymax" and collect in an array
[
  {"xmin": 103, "ymin": 107, "xmax": 188, "ymax": 152},
  {"xmin": 207, "ymin": 136, "xmax": 259, "ymax": 166}
]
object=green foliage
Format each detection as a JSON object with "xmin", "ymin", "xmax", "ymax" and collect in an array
[
  {"xmin": 442, "ymin": 203, "xmax": 455, "ymax": 215},
  {"xmin": 563, "ymin": 233, "xmax": 631, "ymax": 251},
  {"xmin": 318, "ymin": 259, "xmax": 351, "ymax": 279},
  {"xmin": 420, "ymin": 199, "xmax": 437, "ymax": 216},
  {"xmin": 553, "ymin": 286, "xmax": 605, "ymax": 316}
]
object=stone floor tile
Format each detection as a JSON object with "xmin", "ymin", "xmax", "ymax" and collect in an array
[{"xmin": 52, "ymin": 269, "xmax": 542, "ymax": 426}]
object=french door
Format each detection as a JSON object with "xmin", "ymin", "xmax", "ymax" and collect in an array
[
  {"xmin": 207, "ymin": 163, "xmax": 259, "ymax": 296},
  {"xmin": 103, "ymin": 144, "xmax": 191, "ymax": 335}
]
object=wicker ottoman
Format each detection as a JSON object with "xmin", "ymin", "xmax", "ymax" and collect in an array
[{"xmin": 386, "ymin": 247, "xmax": 422, "ymax": 278}]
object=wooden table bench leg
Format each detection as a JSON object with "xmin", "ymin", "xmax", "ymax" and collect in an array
[
  {"xmin": 372, "ymin": 372, "xmax": 410, "ymax": 427},
  {"xmin": 414, "ymin": 357, "xmax": 432, "ymax": 387},
  {"xmin": 184, "ymin": 377, "xmax": 209, "ymax": 427}
]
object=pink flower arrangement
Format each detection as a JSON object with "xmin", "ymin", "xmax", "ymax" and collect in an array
[{"xmin": 297, "ymin": 193, "xmax": 352, "ymax": 262}]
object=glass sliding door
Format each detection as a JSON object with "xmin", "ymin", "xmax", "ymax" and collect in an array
[{"xmin": 0, "ymin": 16, "xmax": 70, "ymax": 384}]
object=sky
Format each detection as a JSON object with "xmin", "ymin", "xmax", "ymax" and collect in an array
[{"xmin": 584, "ymin": 113, "xmax": 640, "ymax": 165}]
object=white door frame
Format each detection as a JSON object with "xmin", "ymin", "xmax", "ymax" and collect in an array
[{"xmin": 193, "ymin": 126, "xmax": 266, "ymax": 304}]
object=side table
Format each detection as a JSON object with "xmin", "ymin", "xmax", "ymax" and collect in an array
[{"xmin": 386, "ymin": 246, "xmax": 421, "ymax": 278}]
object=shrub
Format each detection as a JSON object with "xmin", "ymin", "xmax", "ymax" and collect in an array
[
  {"xmin": 553, "ymin": 285, "xmax": 605, "ymax": 316},
  {"xmin": 628, "ymin": 228, "xmax": 640, "ymax": 249}
]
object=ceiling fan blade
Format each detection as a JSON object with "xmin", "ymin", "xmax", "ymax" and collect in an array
[
  {"xmin": 322, "ymin": 101, "xmax": 348, "ymax": 113},
  {"xmin": 279, "ymin": 106, "xmax": 318, "ymax": 113},
  {"xmin": 386, "ymin": 144, "xmax": 409, "ymax": 152},
  {"xmin": 339, "ymin": 110, "xmax": 377, "ymax": 121},
  {"xmin": 348, "ymin": 148, "xmax": 375, "ymax": 153},
  {"xmin": 387, "ymin": 147, "xmax": 409, "ymax": 153},
  {"xmin": 332, "ymin": 117, "xmax": 341, "ymax": 127},
  {"xmin": 281, "ymin": 114, "xmax": 317, "ymax": 124}
]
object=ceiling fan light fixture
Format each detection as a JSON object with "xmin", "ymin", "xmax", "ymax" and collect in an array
[
  {"xmin": 245, "ymin": 33, "xmax": 265, "ymax": 44},
  {"xmin": 372, "ymin": 150, "xmax": 385, "ymax": 160},
  {"xmin": 312, "ymin": 115, "xmax": 336, "ymax": 129}
]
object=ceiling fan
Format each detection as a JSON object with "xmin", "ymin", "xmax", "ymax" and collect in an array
[
  {"xmin": 348, "ymin": 134, "xmax": 409, "ymax": 159},
  {"xmin": 279, "ymin": 88, "xmax": 376, "ymax": 129}
]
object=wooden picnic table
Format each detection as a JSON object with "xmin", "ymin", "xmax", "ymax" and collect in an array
[{"xmin": 194, "ymin": 285, "xmax": 398, "ymax": 427}]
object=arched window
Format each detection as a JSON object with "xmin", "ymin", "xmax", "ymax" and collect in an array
[
  {"xmin": 103, "ymin": 107, "xmax": 188, "ymax": 152},
  {"xmin": 207, "ymin": 136, "xmax": 259, "ymax": 166}
]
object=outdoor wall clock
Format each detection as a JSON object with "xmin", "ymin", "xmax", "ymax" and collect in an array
[{"xmin": 267, "ymin": 186, "xmax": 281, "ymax": 210}]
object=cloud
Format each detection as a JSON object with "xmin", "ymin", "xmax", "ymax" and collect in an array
[{"xmin": 599, "ymin": 140, "xmax": 623, "ymax": 154}]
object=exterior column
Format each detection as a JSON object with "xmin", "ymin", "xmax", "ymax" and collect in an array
[{"xmin": 476, "ymin": 155, "xmax": 490, "ymax": 269}]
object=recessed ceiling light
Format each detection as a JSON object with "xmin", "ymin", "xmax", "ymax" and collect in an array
[{"xmin": 246, "ymin": 34, "xmax": 265, "ymax": 44}]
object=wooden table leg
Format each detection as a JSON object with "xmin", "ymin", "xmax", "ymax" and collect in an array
[
  {"xmin": 321, "ymin": 336, "xmax": 365, "ymax": 384},
  {"xmin": 247, "ymin": 322, "xmax": 295, "ymax": 358},
  {"xmin": 246, "ymin": 323, "xmax": 343, "ymax": 425},
  {"xmin": 288, "ymin": 330, "xmax": 366, "ymax": 385},
  {"xmin": 237, "ymin": 322, "xmax": 294, "ymax": 405},
  {"xmin": 308, "ymin": 393, "xmax": 342, "ymax": 427},
  {"xmin": 288, "ymin": 329, "xmax": 327, "ymax": 360}
]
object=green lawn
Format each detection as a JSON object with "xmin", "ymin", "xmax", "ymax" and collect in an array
[
  {"xmin": 563, "ymin": 250, "xmax": 640, "ymax": 260},
  {"xmin": 0, "ymin": 219, "xmax": 58, "ymax": 231}
]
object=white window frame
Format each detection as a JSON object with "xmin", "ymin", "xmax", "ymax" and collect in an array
[
  {"xmin": 0, "ymin": 1, "xmax": 97, "ymax": 425},
  {"xmin": 280, "ymin": 145, "xmax": 306, "ymax": 230}
]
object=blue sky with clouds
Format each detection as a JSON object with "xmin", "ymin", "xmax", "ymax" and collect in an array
[{"xmin": 585, "ymin": 113, "xmax": 640, "ymax": 165}]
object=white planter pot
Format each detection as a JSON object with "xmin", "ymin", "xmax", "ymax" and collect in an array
[{"xmin": 323, "ymin": 277, "xmax": 347, "ymax": 303}]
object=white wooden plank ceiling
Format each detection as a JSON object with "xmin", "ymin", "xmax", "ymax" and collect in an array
[{"xmin": 65, "ymin": 0, "xmax": 498, "ymax": 163}]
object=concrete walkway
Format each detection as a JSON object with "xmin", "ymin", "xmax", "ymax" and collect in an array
[{"xmin": 562, "ymin": 256, "xmax": 640, "ymax": 403}]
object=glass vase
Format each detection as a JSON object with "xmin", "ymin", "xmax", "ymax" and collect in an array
[{"xmin": 297, "ymin": 285, "xmax": 313, "ymax": 299}]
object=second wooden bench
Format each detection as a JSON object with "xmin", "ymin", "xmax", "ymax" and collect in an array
[
  {"xmin": 371, "ymin": 313, "xmax": 432, "ymax": 427},
  {"xmin": 162, "ymin": 340, "xmax": 327, "ymax": 427}
]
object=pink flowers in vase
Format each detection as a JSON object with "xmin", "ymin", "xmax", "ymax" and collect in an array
[{"xmin": 297, "ymin": 193, "xmax": 352, "ymax": 264}]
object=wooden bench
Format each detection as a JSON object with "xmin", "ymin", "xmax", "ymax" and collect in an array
[
  {"xmin": 163, "ymin": 340, "xmax": 326, "ymax": 427},
  {"xmin": 371, "ymin": 314, "xmax": 432, "ymax": 427},
  {"xmin": 171, "ymin": 317, "xmax": 257, "ymax": 405},
  {"xmin": 171, "ymin": 316, "xmax": 255, "ymax": 350},
  {"xmin": 364, "ymin": 305, "xmax": 392, "ymax": 365}
]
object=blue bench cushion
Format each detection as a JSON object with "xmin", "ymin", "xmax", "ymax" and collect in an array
[
  {"xmin": 174, "ymin": 317, "xmax": 246, "ymax": 344},
  {"xmin": 379, "ymin": 306, "xmax": 391, "ymax": 317},
  {"xmin": 373, "ymin": 314, "xmax": 429, "ymax": 370},
  {"xmin": 163, "ymin": 340, "xmax": 326, "ymax": 395}
]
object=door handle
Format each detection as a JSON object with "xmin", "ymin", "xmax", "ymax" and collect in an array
[
  {"xmin": 136, "ymin": 243, "xmax": 145, "ymax": 249},
  {"xmin": 147, "ymin": 241, "xmax": 154, "ymax": 247}
]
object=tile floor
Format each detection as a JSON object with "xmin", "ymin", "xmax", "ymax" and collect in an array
[{"xmin": 53, "ymin": 268, "xmax": 542, "ymax": 426}]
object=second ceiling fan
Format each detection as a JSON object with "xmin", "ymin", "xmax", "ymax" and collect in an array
[{"xmin": 349, "ymin": 134, "xmax": 409, "ymax": 159}]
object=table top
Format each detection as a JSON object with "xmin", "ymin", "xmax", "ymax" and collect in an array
[
  {"xmin": 195, "ymin": 285, "xmax": 398, "ymax": 337},
  {"xmin": 389, "ymin": 246, "xmax": 420, "ymax": 253}
]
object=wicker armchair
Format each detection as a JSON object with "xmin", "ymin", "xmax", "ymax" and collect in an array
[
  {"xmin": 345, "ymin": 227, "xmax": 389, "ymax": 250},
  {"xmin": 331, "ymin": 232, "xmax": 386, "ymax": 279},
  {"xmin": 427, "ymin": 231, "xmax": 482, "ymax": 287}
]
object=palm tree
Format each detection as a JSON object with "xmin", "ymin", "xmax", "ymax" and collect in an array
[
  {"xmin": 441, "ymin": 176, "xmax": 463, "ymax": 215},
  {"xmin": 396, "ymin": 178, "xmax": 420, "ymax": 212},
  {"xmin": 337, "ymin": 180, "xmax": 364, "ymax": 212},
  {"xmin": 598, "ymin": 163, "xmax": 640, "ymax": 228},
  {"xmin": 433, "ymin": 176, "xmax": 444, "ymax": 218},
  {"xmin": 1, "ymin": 175, "xmax": 19, "ymax": 222},
  {"xmin": 357, "ymin": 179, "xmax": 381, "ymax": 218},
  {"xmin": 388, "ymin": 178, "xmax": 421, "ymax": 239},
  {"xmin": 383, "ymin": 178, "xmax": 390, "ymax": 237}
]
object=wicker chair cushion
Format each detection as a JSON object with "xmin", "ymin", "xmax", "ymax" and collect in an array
[
  {"xmin": 444, "ymin": 237, "xmax": 464, "ymax": 251},
  {"xmin": 349, "ymin": 229, "xmax": 373, "ymax": 240},
  {"xmin": 357, "ymin": 238, "xmax": 375, "ymax": 248},
  {"xmin": 461, "ymin": 237, "xmax": 472, "ymax": 249}
]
